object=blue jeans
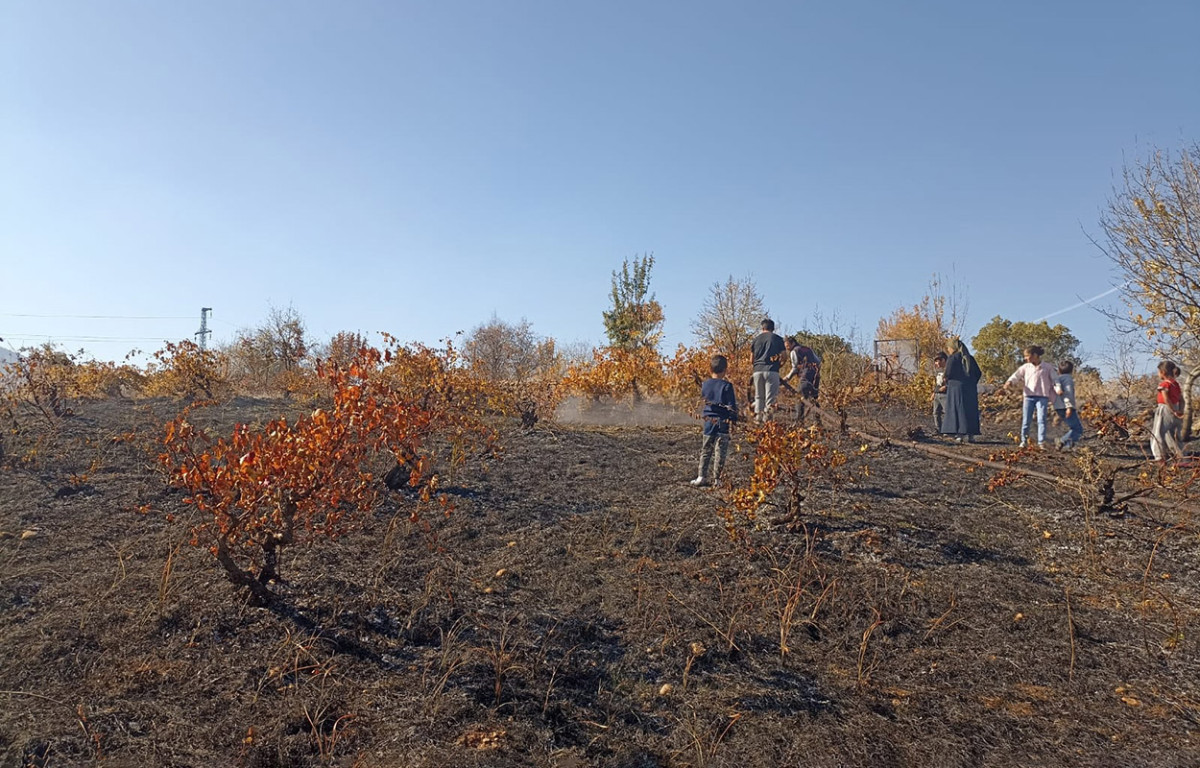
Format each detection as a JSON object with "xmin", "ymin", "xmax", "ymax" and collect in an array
[
  {"xmin": 1055, "ymin": 408, "xmax": 1083, "ymax": 446},
  {"xmin": 1021, "ymin": 396, "xmax": 1049, "ymax": 445}
]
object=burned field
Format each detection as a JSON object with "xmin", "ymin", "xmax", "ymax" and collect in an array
[{"xmin": 2, "ymin": 397, "xmax": 1200, "ymax": 767}]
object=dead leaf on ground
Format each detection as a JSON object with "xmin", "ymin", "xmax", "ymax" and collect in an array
[{"xmin": 461, "ymin": 729, "xmax": 506, "ymax": 750}]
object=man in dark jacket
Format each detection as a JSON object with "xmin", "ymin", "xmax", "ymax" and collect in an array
[{"xmin": 750, "ymin": 318, "xmax": 786, "ymax": 423}]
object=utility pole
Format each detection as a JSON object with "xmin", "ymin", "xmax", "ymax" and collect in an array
[{"xmin": 195, "ymin": 307, "xmax": 212, "ymax": 350}]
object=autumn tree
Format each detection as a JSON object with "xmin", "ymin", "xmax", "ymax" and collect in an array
[
  {"xmin": 603, "ymin": 254, "xmax": 664, "ymax": 351},
  {"xmin": 1097, "ymin": 143, "xmax": 1200, "ymax": 437},
  {"xmin": 464, "ymin": 315, "xmax": 558, "ymax": 382},
  {"xmin": 691, "ymin": 275, "xmax": 767, "ymax": 358},
  {"xmin": 875, "ymin": 273, "xmax": 969, "ymax": 364},
  {"xmin": 318, "ymin": 330, "xmax": 371, "ymax": 369},
  {"xmin": 255, "ymin": 303, "xmax": 308, "ymax": 373},
  {"xmin": 971, "ymin": 317, "xmax": 1080, "ymax": 381},
  {"xmin": 464, "ymin": 316, "xmax": 562, "ymax": 425},
  {"xmin": 224, "ymin": 304, "xmax": 310, "ymax": 391}
]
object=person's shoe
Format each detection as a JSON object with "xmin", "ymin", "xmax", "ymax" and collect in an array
[
  {"xmin": 965, "ymin": 435, "xmax": 975, "ymax": 444},
  {"xmin": 954, "ymin": 436, "xmax": 964, "ymax": 444},
  {"xmin": 1018, "ymin": 439, "xmax": 1028, "ymax": 449},
  {"xmin": 689, "ymin": 476, "xmax": 711, "ymax": 487}
]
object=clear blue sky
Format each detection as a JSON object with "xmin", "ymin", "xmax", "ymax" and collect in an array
[{"xmin": 3, "ymin": 1, "xmax": 1198, "ymax": 372}]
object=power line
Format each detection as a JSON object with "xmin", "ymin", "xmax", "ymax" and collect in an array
[
  {"xmin": 1, "ymin": 334, "xmax": 182, "ymax": 342},
  {"xmin": 0, "ymin": 313, "xmax": 195, "ymax": 320}
]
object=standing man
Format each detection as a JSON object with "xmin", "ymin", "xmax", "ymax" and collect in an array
[
  {"xmin": 783, "ymin": 336, "xmax": 822, "ymax": 424},
  {"xmin": 751, "ymin": 318, "xmax": 786, "ymax": 423}
]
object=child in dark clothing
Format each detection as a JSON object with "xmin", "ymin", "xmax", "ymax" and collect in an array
[{"xmin": 691, "ymin": 355, "xmax": 739, "ymax": 487}]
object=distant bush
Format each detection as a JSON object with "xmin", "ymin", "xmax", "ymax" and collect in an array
[
  {"xmin": 143, "ymin": 340, "xmax": 232, "ymax": 401},
  {"xmin": 216, "ymin": 305, "xmax": 311, "ymax": 396},
  {"xmin": 463, "ymin": 317, "xmax": 564, "ymax": 426},
  {"xmin": 1, "ymin": 344, "xmax": 146, "ymax": 421},
  {"xmin": 562, "ymin": 346, "xmax": 665, "ymax": 403}
]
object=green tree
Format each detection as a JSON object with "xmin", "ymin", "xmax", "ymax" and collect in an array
[
  {"xmin": 1097, "ymin": 143, "xmax": 1200, "ymax": 437},
  {"xmin": 971, "ymin": 316, "xmax": 1081, "ymax": 381},
  {"xmin": 602, "ymin": 254, "xmax": 664, "ymax": 351},
  {"xmin": 789, "ymin": 330, "xmax": 856, "ymax": 359}
]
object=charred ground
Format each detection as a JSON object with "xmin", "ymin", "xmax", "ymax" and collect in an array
[{"xmin": 2, "ymin": 396, "xmax": 1200, "ymax": 767}]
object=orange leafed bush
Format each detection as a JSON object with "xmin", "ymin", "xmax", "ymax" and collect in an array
[
  {"xmin": 723, "ymin": 422, "xmax": 850, "ymax": 535},
  {"xmin": 70, "ymin": 359, "xmax": 146, "ymax": 399},
  {"xmin": 143, "ymin": 340, "xmax": 232, "ymax": 401},
  {"xmin": 561, "ymin": 346, "xmax": 665, "ymax": 402},
  {"xmin": 3, "ymin": 346, "xmax": 79, "ymax": 421},
  {"xmin": 159, "ymin": 341, "xmax": 498, "ymax": 605},
  {"xmin": 375, "ymin": 336, "xmax": 508, "ymax": 442},
  {"xmin": 2, "ymin": 346, "xmax": 147, "ymax": 426},
  {"xmin": 660, "ymin": 344, "xmax": 755, "ymax": 410},
  {"xmin": 1078, "ymin": 401, "xmax": 1143, "ymax": 442}
]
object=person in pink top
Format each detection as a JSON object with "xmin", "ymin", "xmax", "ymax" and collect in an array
[{"xmin": 995, "ymin": 345, "xmax": 1059, "ymax": 448}]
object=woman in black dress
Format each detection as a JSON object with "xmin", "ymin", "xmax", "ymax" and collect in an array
[{"xmin": 940, "ymin": 338, "xmax": 981, "ymax": 442}]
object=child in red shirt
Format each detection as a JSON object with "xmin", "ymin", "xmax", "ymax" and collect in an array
[{"xmin": 1150, "ymin": 360, "xmax": 1184, "ymax": 461}]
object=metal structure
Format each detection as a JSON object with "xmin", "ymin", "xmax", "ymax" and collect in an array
[
  {"xmin": 195, "ymin": 307, "xmax": 212, "ymax": 350},
  {"xmin": 873, "ymin": 337, "xmax": 919, "ymax": 380}
]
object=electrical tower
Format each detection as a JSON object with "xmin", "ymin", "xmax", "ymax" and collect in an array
[{"xmin": 195, "ymin": 307, "xmax": 212, "ymax": 350}]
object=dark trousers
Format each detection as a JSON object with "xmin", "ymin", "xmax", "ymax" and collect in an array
[{"xmin": 933, "ymin": 393, "xmax": 947, "ymax": 432}]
